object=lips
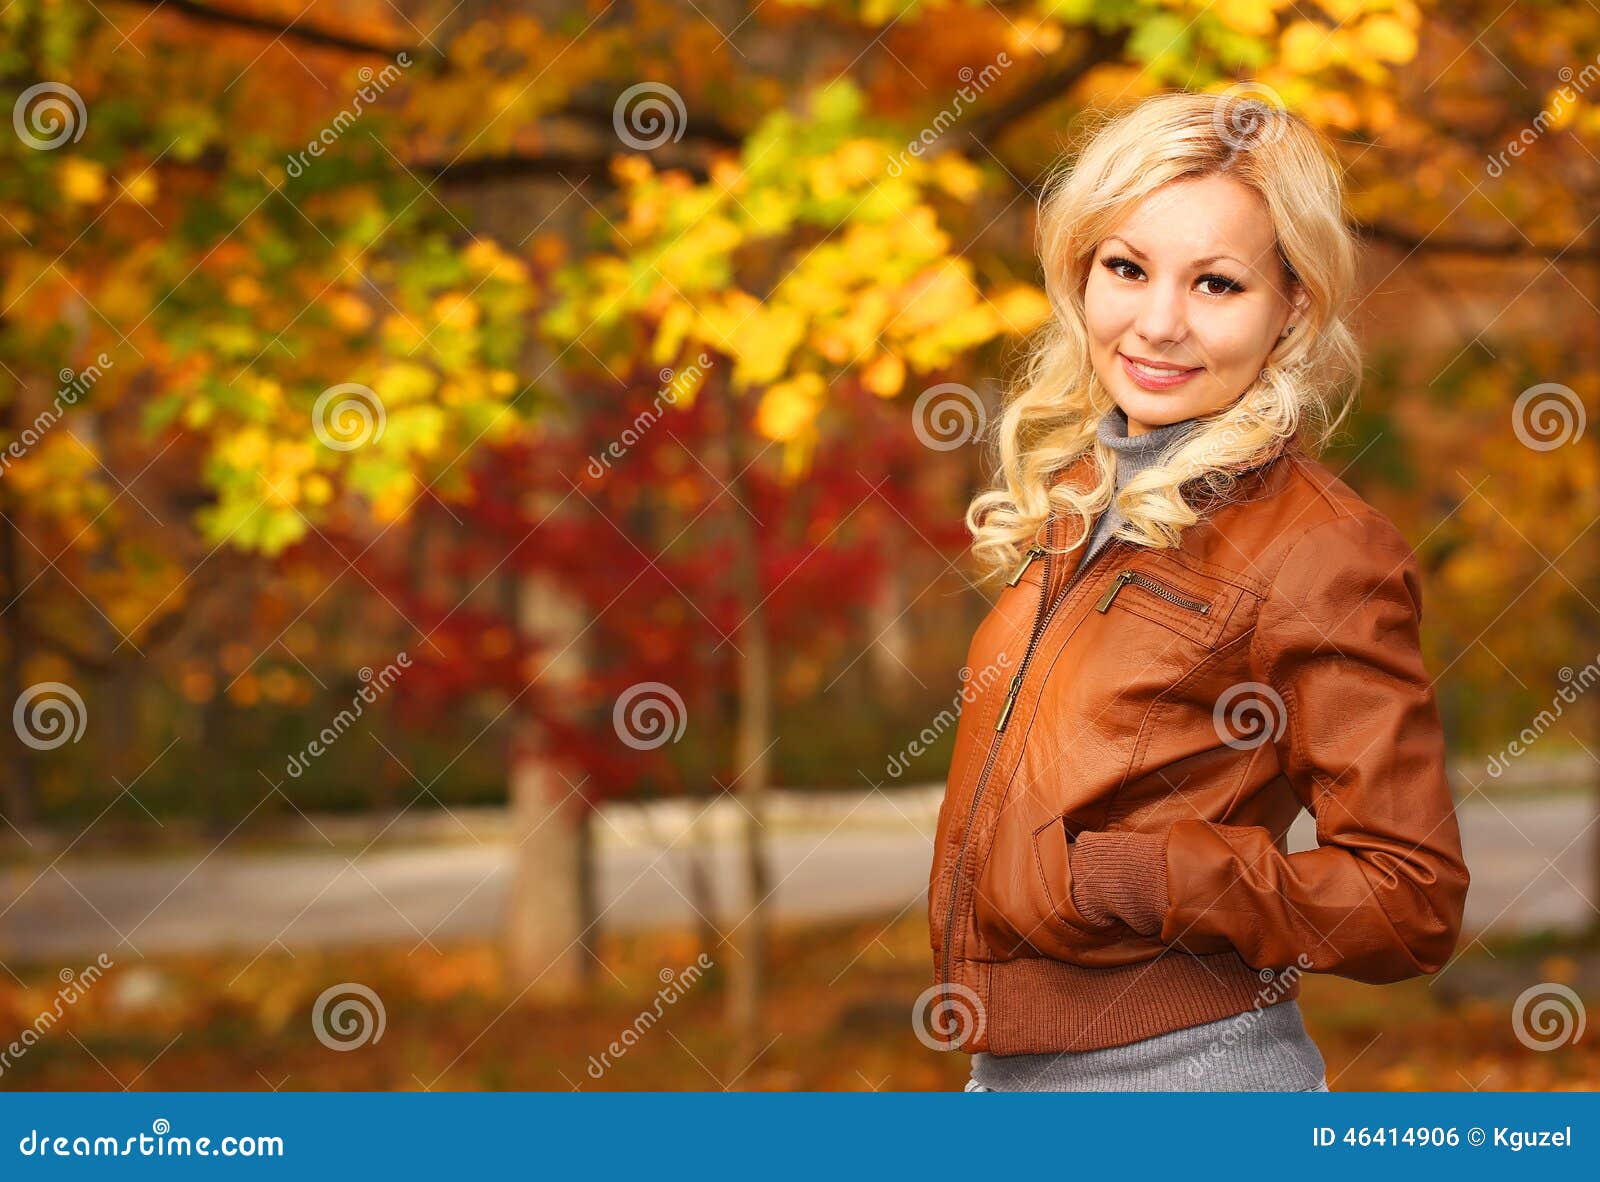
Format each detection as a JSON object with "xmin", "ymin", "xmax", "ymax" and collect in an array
[
  {"xmin": 1121, "ymin": 353, "xmax": 1200, "ymax": 378},
  {"xmin": 1118, "ymin": 351, "xmax": 1203, "ymax": 390}
]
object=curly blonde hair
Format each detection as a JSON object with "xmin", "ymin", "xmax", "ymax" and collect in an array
[{"xmin": 966, "ymin": 90, "xmax": 1363, "ymax": 588}]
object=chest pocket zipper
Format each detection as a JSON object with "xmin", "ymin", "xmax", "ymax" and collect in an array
[{"xmin": 1095, "ymin": 569, "xmax": 1211, "ymax": 615}]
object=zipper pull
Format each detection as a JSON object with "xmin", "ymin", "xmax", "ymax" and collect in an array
[
  {"xmin": 1095, "ymin": 570, "xmax": 1134, "ymax": 613},
  {"xmin": 1006, "ymin": 544, "xmax": 1046, "ymax": 586},
  {"xmin": 994, "ymin": 671, "xmax": 1024, "ymax": 732}
]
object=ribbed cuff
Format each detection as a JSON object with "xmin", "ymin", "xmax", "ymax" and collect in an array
[{"xmin": 1069, "ymin": 829, "xmax": 1170, "ymax": 936}]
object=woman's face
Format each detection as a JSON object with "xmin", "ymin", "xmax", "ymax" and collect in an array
[{"xmin": 1083, "ymin": 173, "xmax": 1307, "ymax": 436}]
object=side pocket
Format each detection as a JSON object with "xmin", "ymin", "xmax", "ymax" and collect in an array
[{"xmin": 1031, "ymin": 815, "xmax": 1116, "ymax": 935}]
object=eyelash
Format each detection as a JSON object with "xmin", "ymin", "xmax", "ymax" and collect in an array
[{"xmin": 1099, "ymin": 255, "xmax": 1245, "ymax": 297}]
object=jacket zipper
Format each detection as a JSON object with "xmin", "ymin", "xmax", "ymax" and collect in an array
[
  {"xmin": 1095, "ymin": 569, "xmax": 1210, "ymax": 615},
  {"xmin": 1005, "ymin": 544, "xmax": 1046, "ymax": 587},
  {"xmin": 938, "ymin": 519, "xmax": 1125, "ymax": 1010}
]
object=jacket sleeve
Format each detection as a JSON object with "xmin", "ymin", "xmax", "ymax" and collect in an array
[{"xmin": 1072, "ymin": 511, "xmax": 1471, "ymax": 982}]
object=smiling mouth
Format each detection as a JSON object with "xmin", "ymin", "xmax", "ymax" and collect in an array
[{"xmin": 1120, "ymin": 353, "xmax": 1201, "ymax": 379}]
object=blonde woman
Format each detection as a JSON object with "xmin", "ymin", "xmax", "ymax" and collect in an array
[{"xmin": 926, "ymin": 91, "xmax": 1470, "ymax": 1091}]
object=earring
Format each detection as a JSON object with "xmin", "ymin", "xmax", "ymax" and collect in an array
[{"xmin": 1280, "ymin": 325, "xmax": 1295, "ymax": 339}]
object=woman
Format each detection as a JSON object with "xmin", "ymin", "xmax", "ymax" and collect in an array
[{"xmin": 925, "ymin": 91, "xmax": 1471, "ymax": 1092}]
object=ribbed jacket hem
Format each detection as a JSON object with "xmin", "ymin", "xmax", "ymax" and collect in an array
[{"xmin": 982, "ymin": 950, "xmax": 1298, "ymax": 1054}]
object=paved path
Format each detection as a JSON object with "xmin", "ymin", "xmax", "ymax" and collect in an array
[{"xmin": 0, "ymin": 790, "xmax": 1595, "ymax": 962}]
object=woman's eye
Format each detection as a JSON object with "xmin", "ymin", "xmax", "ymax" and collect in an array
[
  {"xmin": 1101, "ymin": 257, "xmax": 1142, "ymax": 281},
  {"xmin": 1197, "ymin": 274, "xmax": 1244, "ymax": 296}
]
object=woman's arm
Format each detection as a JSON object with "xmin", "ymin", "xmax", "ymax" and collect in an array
[{"xmin": 1069, "ymin": 510, "xmax": 1471, "ymax": 983}]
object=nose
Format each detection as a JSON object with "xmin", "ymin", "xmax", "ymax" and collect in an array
[{"xmin": 1133, "ymin": 276, "xmax": 1189, "ymax": 347}]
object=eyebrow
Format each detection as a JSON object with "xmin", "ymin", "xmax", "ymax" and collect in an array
[{"xmin": 1102, "ymin": 236, "xmax": 1245, "ymax": 269}]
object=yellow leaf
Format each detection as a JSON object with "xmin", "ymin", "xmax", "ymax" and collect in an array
[
  {"xmin": 894, "ymin": 260, "xmax": 978, "ymax": 334},
  {"xmin": 731, "ymin": 303, "xmax": 807, "ymax": 388},
  {"xmin": 122, "ymin": 171, "xmax": 158, "ymax": 205},
  {"xmin": 862, "ymin": 352, "xmax": 905, "ymax": 398},
  {"xmin": 932, "ymin": 154, "xmax": 985, "ymax": 201},
  {"xmin": 755, "ymin": 372, "xmax": 825, "ymax": 442},
  {"xmin": 1356, "ymin": 15, "xmax": 1417, "ymax": 64},
  {"xmin": 989, "ymin": 284, "xmax": 1052, "ymax": 334},
  {"xmin": 651, "ymin": 300, "xmax": 695, "ymax": 367},
  {"xmin": 1280, "ymin": 21, "xmax": 1329, "ymax": 73},
  {"xmin": 1214, "ymin": 0, "xmax": 1280, "ymax": 37},
  {"xmin": 432, "ymin": 291, "xmax": 481, "ymax": 330},
  {"xmin": 227, "ymin": 275, "xmax": 263, "ymax": 307},
  {"xmin": 330, "ymin": 291, "xmax": 374, "ymax": 333},
  {"xmin": 58, "ymin": 158, "xmax": 106, "ymax": 205}
]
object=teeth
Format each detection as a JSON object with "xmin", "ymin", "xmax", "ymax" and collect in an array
[{"xmin": 1126, "ymin": 357, "xmax": 1194, "ymax": 378}]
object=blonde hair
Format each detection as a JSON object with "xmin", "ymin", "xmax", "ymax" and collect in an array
[{"xmin": 966, "ymin": 90, "xmax": 1362, "ymax": 587}]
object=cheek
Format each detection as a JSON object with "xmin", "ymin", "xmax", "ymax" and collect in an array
[
  {"xmin": 1194, "ymin": 309, "xmax": 1277, "ymax": 369},
  {"xmin": 1083, "ymin": 273, "xmax": 1132, "ymax": 341}
]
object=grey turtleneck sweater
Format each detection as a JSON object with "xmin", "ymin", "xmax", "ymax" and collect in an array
[
  {"xmin": 1073, "ymin": 403, "xmax": 1205, "ymax": 577},
  {"xmin": 968, "ymin": 403, "xmax": 1328, "ymax": 1093}
]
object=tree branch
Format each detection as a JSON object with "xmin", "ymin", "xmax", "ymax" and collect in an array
[{"xmin": 117, "ymin": 0, "xmax": 429, "ymax": 59}]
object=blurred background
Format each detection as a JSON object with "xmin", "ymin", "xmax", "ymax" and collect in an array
[{"xmin": 0, "ymin": 0, "xmax": 1598, "ymax": 1092}]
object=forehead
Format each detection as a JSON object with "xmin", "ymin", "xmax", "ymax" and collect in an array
[{"xmin": 1105, "ymin": 175, "xmax": 1278, "ymax": 268}]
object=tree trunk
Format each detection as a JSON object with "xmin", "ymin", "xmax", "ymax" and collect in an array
[
  {"xmin": 0, "ymin": 377, "xmax": 38, "ymax": 831},
  {"xmin": 503, "ymin": 565, "xmax": 589, "ymax": 998},
  {"xmin": 705, "ymin": 371, "xmax": 774, "ymax": 1072}
]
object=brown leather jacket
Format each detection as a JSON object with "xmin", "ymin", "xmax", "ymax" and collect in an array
[{"xmin": 926, "ymin": 440, "xmax": 1470, "ymax": 1056}]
